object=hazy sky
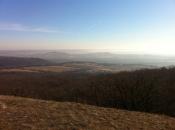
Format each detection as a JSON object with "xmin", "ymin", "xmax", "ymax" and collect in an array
[{"xmin": 0, "ymin": 0, "xmax": 175, "ymax": 55}]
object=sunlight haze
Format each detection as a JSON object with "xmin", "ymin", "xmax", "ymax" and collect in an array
[{"xmin": 0, "ymin": 0, "xmax": 175, "ymax": 55}]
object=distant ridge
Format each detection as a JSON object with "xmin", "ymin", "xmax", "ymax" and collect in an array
[
  {"xmin": 0, "ymin": 56, "xmax": 55, "ymax": 67},
  {"xmin": 0, "ymin": 50, "xmax": 175, "ymax": 66}
]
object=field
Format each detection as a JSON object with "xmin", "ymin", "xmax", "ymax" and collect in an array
[
  {"xmin": 0, "ymin": 95, "xmax": 175, "ymax": 130},
  {"xmin": 0, "ymin": 62, "xmax": 155, "ymax": 73}
]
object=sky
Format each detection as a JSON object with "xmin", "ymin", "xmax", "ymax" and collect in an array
[{"xmin": 0, "ymin": 0, "xmax": 175, "ymax": 55}]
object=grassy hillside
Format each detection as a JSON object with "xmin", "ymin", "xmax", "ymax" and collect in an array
[{"xmin": 0, "ymin": 95, "xmax": 175, "ymax": 130}]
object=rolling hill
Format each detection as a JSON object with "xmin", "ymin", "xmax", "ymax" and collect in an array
[
  {"xmin": 0, "ymin": 56, "xmax": 55, "ymax": 67},
  {"xmin": 1, "ymin": 50, "xmax": 175, "ymax": 66},
  {"xmin": 0, "ymin": 95, "xmax": 175, "ymax": 130}
]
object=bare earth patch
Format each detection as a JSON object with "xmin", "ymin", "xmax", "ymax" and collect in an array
[{"xmin": 0, "ymin": 95, "xmax": 174, "ymax": 130}]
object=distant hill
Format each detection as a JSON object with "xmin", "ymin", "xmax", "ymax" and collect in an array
[
  {"xmin": 1, "ymin": 50, "xmax": 175, "ymax": 66},
  {"xmin": 0, "ymin": 56, "xmax": 55, "ymax": 67},
  {"xmin": 0, "ymin": 95, "xmax": 175, "ymax": 130}
]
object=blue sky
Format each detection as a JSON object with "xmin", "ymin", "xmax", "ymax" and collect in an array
[{"xmin": 0, "ymin": 0, "xmax": 175, "ymax": 55}]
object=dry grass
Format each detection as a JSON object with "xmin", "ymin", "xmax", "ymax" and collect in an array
[
  {"xmin": 0, "ymin": 62, "xmax": 150, "ymax": 73},
  {"xmin": 0, "ymin": 95, "xmax": 175, "ymax": 130},
  {"xmin": 0, "ymin": 66, "xmax": 75, "ymax": 73},
  {"xmin": 0, "ymin": 64, "xmax": 112, "ymax": 73},
  {"xmin": 0, "ymin": 68, "xmax": 39, "ymax": 73},
  {"xmin": 23, "ymin": 66, "xmax": 76, "ymax": 73}
]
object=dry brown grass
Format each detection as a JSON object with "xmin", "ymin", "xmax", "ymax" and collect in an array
[
  {"xmin": 0, "ymin": 68, "xmax": 39, "ymax": 73},
  {"xmin": 0, "ymin": 66, "xmax": 75, "ymax": 73},
  {"xmin": 23, "ymin": 66, "xmax": 76, "ymax": 73},
  {"xmin": 0, "ymin": 95, "xmax": 175, "ymax": 130},
  {"xmin": 0, "ymin": 62, "xmax": 149, "ymax": 73}
]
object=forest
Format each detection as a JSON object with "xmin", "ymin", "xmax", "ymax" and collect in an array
[{"xmin": 0, "ymin": 67, "xmax": 175, "ymax": 117}]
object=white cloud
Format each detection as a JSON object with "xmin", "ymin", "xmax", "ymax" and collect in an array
[{"xmin": 0, "ymin": 23, "xmax": 58, "ymax": 33}]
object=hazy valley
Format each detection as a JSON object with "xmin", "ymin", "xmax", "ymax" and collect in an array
[
  {"xmin": 0, "ymin": 50, "xmax": 175, "ymax": 129},
  {"xmin": 1, "ymin": 0, "xmax": 175, "ymax": 129}
]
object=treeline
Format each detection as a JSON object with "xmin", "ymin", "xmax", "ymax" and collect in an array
[{"xmin": 0, "ymin": 67, "xmax": 175, "ymax": 116}]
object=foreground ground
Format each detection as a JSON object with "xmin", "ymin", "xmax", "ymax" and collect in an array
[{"xmin": 0, "ymin": 96, "xmax": 175, "ymax": 130}]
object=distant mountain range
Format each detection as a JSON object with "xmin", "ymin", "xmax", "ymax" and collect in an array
[{"xmin": 0, "ymin": 50, "xmax": 175, "ymax": 66}]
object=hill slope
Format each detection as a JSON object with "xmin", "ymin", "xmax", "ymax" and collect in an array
[
  {"xmin": 0, "ymin": 95, "xmax": 175, "ymax": 130},
  {"xmin": 0, "ymin": 56, "xmax": 55, "ymax": 67}
]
